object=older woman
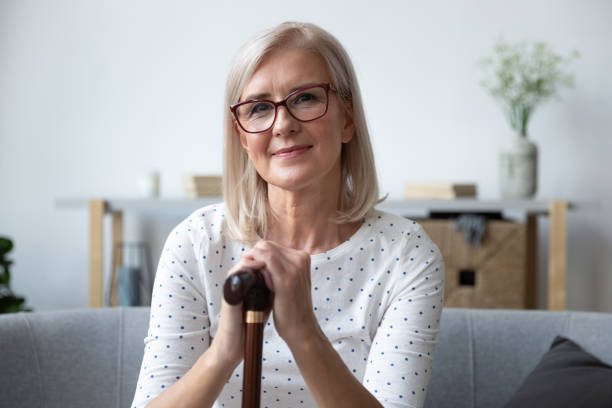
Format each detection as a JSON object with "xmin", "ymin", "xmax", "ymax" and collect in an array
[{"xmin": 132, "ymin": 22, "xmax": 444, "ymax": 408}]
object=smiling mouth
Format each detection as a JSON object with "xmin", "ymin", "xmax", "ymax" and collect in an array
[{"xmin": 272, "ymin": 145, "xmax": 312, "ymax": 158}]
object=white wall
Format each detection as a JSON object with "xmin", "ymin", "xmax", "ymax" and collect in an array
[{"xmin": 1, "ymin": 0, "xmax": 611, "ymax": 312}]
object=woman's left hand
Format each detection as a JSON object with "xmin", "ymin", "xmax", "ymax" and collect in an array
[{"xmin": 243, "ymin": 240, "xmax": 320, "ymax": 347}]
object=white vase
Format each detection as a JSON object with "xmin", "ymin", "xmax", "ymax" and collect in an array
[
  {"xmin": 499, "ymin": 134, "xmax": 538, "ymax": 198},
  {"xmin": 137, "ymin": 171, "xmax": 161, "ymax": 198}
]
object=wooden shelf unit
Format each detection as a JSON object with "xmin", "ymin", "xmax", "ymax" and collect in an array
[{"xmin": 56, "ymin": 198, "xmax": 570, "ymax": 310}]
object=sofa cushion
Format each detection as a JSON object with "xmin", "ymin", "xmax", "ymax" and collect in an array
[{"xmin": 504, "ymin": 335, "xmax": 612, "ymax": 408}]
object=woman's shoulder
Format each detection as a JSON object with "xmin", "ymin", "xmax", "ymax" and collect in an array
[
  {"xmin": 168, "ymin": 202, "xmax": 227, "ymax": 242},
  {"xmin": 365, "ymin": 208, "xmax": 441, "ymax": 255},
  {"xmin": 367, "ymin": 209, "xmax": 444, "ymax": 284},
  {"xmin": 366, "ymin": 208, "xmax": 428, "ymax": 236},
  {"xmin": 185, "ymin": 202, "xmax": 227, "ymax": 227}
]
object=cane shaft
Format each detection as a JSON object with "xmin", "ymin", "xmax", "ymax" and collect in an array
[
  {"xmin": 223, "ymin": 270, "xmax": 269, "ymax": 408},
  {"xmin": 242, "ymin": 321, "xmax": 264, "ymax": 408}
]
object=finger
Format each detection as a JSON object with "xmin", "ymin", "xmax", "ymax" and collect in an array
[
  {"xmin": 246, "ymin": 247, "xmax": 278, "ymax": 291},
  {"xmin": 226, "ymin": 258, "xmax": 266, "ymax": 277},
  {"xmin": 243, "ymin": 240, "xmax": 266, "ymax": 258},
  {"xmin": 247, "ymin": 245, "xmax": 284, "ymax": 274},
  {"xmin": 238, "ymin": 259, "xmax": 266, "ymax": 272},
  {"xmin": 242, "ymin": 244, "xmax": 273, "ymax": 267},
  {"xmin": 260, "ymin": 265, "xmax": 275, "ymax": 293}
]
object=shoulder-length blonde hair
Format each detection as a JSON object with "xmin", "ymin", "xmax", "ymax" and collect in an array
[{"xmin": 223, "ymin": 21, "xmax": 383, "ymax": 243}]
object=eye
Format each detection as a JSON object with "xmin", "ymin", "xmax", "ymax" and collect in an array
[
  {"xmin": 292, "ymin": 92, "xmax": 318, "ymax": 104},
  {"xmin": 250, "ymin": 102, "xmax": 272, "ymax": 116}
]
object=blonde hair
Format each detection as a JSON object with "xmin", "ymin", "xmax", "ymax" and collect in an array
[{"xmin": 223, "ymin": 21, "xmax": 383, "ymax": 243}]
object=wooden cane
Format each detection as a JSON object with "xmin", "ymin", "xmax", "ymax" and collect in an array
[{"xmin": 223, "ymin": 269, "xmax": 270, "ymax": 408}]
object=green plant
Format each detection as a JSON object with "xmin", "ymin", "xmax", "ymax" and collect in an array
[
  {"xmin": 479, "ymin": 37, "xmax": 579, "ymax": 136},
  {"xmin": 0, "ymin": 237, "xmax": 31, "ymax": 313}
]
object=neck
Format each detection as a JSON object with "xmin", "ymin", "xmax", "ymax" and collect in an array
[{"xmin": 265, "ymin": 179, "xmax": 357, "ymax": 255}]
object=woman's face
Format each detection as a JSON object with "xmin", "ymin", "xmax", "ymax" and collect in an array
[{"xmin": 236, "ymin": 48, "xmax": 354, "ymax": 196}]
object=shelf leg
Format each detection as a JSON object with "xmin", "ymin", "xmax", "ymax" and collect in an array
[
  {"xmin": 110, "ymin": 211, "xmax": 123, "ymax": 307},
  {"xmin": 548, "ymin": 200, "xmax": 568, "ymax": 310},
  {"xmin": 526, "ymin": 214, "xmax": 538, "ymax": 309},
  {"xmin": 89, "ymin": 200, "xmax": 106, "ymax": 308}
]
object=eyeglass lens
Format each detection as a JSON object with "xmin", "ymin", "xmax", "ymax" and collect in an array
[{"xmin": 235, "ymin": 86, "xmax": 328, "ymax": 133}]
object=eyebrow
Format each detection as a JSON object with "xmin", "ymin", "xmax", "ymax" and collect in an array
[{"xmin": 241, "ymin": 82, "xmax": 322, "ymax": 102}]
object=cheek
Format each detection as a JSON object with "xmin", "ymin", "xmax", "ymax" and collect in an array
[
  {"xmin": 316, "ymin": 117, "xmax": 346, "ymax": 151},
  {"xmin": 324, "ymin": 105, "xmax": 350, "ymax": 141},
  {"xmin": 243, "ymin": 134, "xmax": 270, "ymax": 161}
]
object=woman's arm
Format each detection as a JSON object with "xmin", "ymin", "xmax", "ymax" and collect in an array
[
  {"xmin": 361, "ymin": 227, "xmax": 445, "ymax": 408},
  {"xmin": 244, "ymin": 240, "xmax": 383, "ymax": 407},
  {"xmin": 289, "ymin": 326, "xmax": 383, "ymax": 408},
  {"xmin": 145, "ymin": 341, "xmax": 237, "ymax": 408},
  {"xmin": 285, "ymin": 252, "xmax": 444, "ymax": 408},
  {"xmin": 145, "ymin": 256, "xmax": 268, "ymax": 408},
  {"xmin": 130, "ymin": 217, "xmax": 215, "ymax": 407},
  {"xmin": 131, "ymin": 207, "xmax": 257, "ymax": 408}
]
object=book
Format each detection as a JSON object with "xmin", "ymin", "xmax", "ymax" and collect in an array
[
  {"xmin": 404, "ymin": 183, "xmax": 477, "ymax": 200},
  {"xmin": 184, "ymin": 175, "xmax": 222, "ymax": 198}
]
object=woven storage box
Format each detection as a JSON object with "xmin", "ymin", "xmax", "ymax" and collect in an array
[{"xmin": 418, "ymin": 219, "xmax": 528, "ymax": 309}]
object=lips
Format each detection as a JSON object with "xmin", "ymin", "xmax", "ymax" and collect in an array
[{"xmin": 272, "ymin": 145, "xmax": 312, "ymax": 157}]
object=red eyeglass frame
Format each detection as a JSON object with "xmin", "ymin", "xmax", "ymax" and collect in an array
[{"xmin": 229, "ymin": 83, "xmax": 336, "ymax": 134}]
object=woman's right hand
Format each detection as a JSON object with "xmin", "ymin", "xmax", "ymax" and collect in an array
[{"xmin": 207, "ymin": 258, "xmax": 267, "ymax": 369}]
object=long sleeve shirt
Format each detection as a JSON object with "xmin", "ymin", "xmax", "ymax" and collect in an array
[{"xmin": 131, "ymin": 203, "xmax": 445, "ymax": 408}]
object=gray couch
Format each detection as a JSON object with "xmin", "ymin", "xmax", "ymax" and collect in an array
[{"xmin": 1, "ymin": 307, "xmax": 611, "ymax": 408}]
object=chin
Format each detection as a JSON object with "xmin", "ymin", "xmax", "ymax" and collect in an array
[
  {"xmin": 262, "ymin": 162, "xmax": 341, "ymax": 193},
  {"xmin": 266, "ymin": 172, "xmax": 320, "ymax": 192},
  {"xmin": 269, "ymin": 178, "xmax": 312, "ymax": 192},
  {"xmin": 266, "ymin": 165, "xmax": 307, "ymax": 183}
]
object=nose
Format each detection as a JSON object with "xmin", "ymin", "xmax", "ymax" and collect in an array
[{"xmin": 273, "ymin": 104, "xmax": 299, "ymax": 136}]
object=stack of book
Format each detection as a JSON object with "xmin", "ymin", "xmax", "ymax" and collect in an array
[
  {"xmin": 184, "ymin": 175, "xmax": 223, "ymax": 198},
  {"xmin": 404, "ymin": 183, "xmax": 477, "ymax": 200}
]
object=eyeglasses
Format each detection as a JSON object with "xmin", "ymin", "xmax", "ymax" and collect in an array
[{"xmin": 230, "ymin": 83, "xmax": 336, "ymax": 134}]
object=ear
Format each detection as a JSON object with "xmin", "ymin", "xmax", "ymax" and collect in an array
[{"xmin": 340, "ymin": 105, "xmax": 355, "ymax": 144}]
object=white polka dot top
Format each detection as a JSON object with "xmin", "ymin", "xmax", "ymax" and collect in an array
[{"xmin": 131, "ymin": 203, "xmax": 445, "ymax": 408}]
